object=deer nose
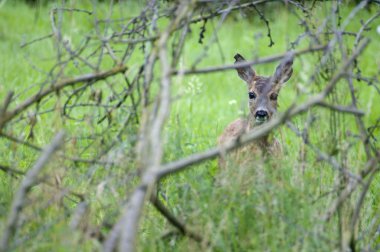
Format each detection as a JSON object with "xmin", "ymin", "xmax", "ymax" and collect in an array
[{"xmin": 255, "ymin": 110, "xmax": 268, "ymax": 119}]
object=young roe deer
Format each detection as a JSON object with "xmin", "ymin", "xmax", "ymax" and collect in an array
[{"xmin": 218, "ymin": 53, "xmax": 293, "ymax": 162}]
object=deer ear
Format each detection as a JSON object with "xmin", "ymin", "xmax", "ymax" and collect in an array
[
  {"xmin": 273, "ymin": 53, "xmax": 293, "ymax": 86},
  {"xmin": 234, "ymin": 53, "xmax": 255, "ymax": 83}
]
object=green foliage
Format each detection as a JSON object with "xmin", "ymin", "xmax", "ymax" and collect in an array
[{"xmin": 0, "ymin": 1, "xmax": 379, "ymax": 251}]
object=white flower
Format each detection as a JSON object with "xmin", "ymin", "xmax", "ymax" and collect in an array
[{"xmin": 228, "ymin": 100, "xmax": 237, "ymax": 105}]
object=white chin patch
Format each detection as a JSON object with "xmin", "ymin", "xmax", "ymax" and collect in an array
[{"xmin": 255, "ymin": 117, "xmax": 268, "ymax": 124}]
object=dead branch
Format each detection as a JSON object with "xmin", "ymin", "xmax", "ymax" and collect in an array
[
  {"xmin": 322, "ymin": 158, "xmax": 379, "ymax": 222},
  {"xmin": 286, "ymin": 121, "xmax": 363, "ymax": 182},
  {"xmin": 316, "ymin": 102, "xmax": 365, "ymax": 116},
  {"xmin": 104, "ymin": 38, "xmax": 369, "ymax": 252},
  {"xmin": 20, "ymin": 33, "xmax": 53, "ymax": 48},
  {"xmin": 149, "ymin": 193, "xmax": 203, "ymax": 243},
  {"xmin": 349, "ymin": 167, "xmax": 380, "ymax": 251},
  {"xmin": 154, "ymin": 38, "xmax": 368, "ymax": 180},
  {"xmin": 0, "ymin": 65, "xmax": 127, "ymax": 129},
  {"xmin": 0, "ymin": 132, "xmax": 42, "ymax": 151},
  {"xmin": 171, "ymin": 44, "xmax": 327, "ymax": 75},
  {"xmin": 104, "ymin": 2, "xmax": 195, "ymax": 251},
  {"xmin": 189, "ymin": 0, "xmax": 269, "ymax": 24},
  {"xmin": 0, "ymin": 165, "xmax": 24, "ymax": 178},
  {"xmin": 1, "ymin": 1, "xmax": 378, "ymax": 251},
  {"xmin": 0, "ymin": 131, "xmax": 65, "ymax": 252},
  {"xmin": 0, "ymin": 91, "xmax": 13, "ymax": 118}
]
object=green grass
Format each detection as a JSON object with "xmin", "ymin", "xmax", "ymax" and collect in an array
[{"xmin": 0, "ymin": 1, "xmax": 379, "ymax": 251}]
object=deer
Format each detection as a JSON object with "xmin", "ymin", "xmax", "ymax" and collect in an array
[{"xmin": 218, "ymin": 53, "xmax": 293, "ymax": 166}]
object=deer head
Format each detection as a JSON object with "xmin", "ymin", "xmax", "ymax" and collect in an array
[{"xmin": 234, "ymin": 53, "xmax": 293, "ymax": 126}]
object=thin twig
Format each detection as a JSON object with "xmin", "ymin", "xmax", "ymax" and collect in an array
[
  {"xmin": 349, "ymin": 167, "xmax": 380, "ymax": 250},
  {"xmin": 0, "ymin": 165, "xmax": 24, "ymax": 178},
  {"xmin": 316, "ymin": 101, "xmax": 365, "ymax": 116},
  {"xmin": 322, "ymin": 158, "xmax": 378, "ymax": 222},
  {"xmin": 104, "ymin": 2, "xmax": 195, "ymax": 252},
  {"xmin": 171, "ymin": 45, "xmax": 327, "ymax": 75},
  {"xmin": 150, "ymin": 193, "xmax": 203, "ymax": 243},
  {"xmin": 0, "ymin": 131, "xmax": 65, "ymax": 252},
  {"xmin": 20, "ymin": 34, "xmax": 53, "ymax": 48},
  {"xmin": 0, "ymin": 65, "xmax": 127, "ymax": 128},
  {"xmin": 155, "ymin": 39, "xmax": 369, "ymax": 180}
]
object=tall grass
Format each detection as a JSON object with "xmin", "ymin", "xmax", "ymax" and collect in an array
[{"xmin": 0, "ymin": 1, "xmax": 379, "ymax": 251}]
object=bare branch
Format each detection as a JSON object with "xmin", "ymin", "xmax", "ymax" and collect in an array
[
  {"xmin": 0, "ymin": 65, "xmax": 127, "ymax": 128},
  {"xmin": 322, "ymin": 159, "xmax": 379, "ymax": 222},
  {"xmin": 20, "ymin": 33, "xmax": 53, "ymax": 48},
  {"xmin": 1, "ymin": 1, "xmax": 377, "ymax": 250},
  {"xmin": 0, "ymin": 131, "xmax": 65, "ymax": 252},
  {"xmin": 155, "ymin": 38, "xmax": 369, "ymax": 181},
  {"xmin": 104, "ymin": 2, "xmax": 195, "ymax": 251},
  {"xmin": 150, "ymin": 193, "xmax": 203, "ymax": 243},
  {"xmin": 171, "ymin": 45, "xmax": 327, "ymax": 75},
  {"xmin": 349, "ymin": 167, "xmax": 380, "ymax": 250},
  {"xmin": 0, "ymin": 165, "xmax": 24, "ymax": 178},
  {"xmin": 316, "ymin": 101, "xmax": 365, "ymax": 116}
]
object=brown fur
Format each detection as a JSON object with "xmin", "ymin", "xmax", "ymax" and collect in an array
[{"xmin": 218, "ymin": 52, "xmax": 293, "ymax": 166}]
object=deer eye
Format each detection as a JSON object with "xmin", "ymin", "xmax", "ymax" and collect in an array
[
  {"xmin": 270, "ymin": 93, "xmax": 278, "ymax": 100},
  {"xmin": 248, "ymin": 92, "xmax": 257, "ymax": 99}
]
